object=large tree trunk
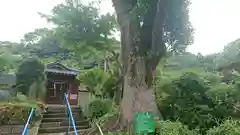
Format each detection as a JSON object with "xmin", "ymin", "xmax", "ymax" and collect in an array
[
  {"xmin": 121, "ymin": 68, "xmax": 161, "ymax": 127},
  {"xmin": 112, "ymin": 0, "xmax": 167, "ymax": 131}
]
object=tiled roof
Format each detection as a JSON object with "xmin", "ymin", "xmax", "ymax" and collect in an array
[
  {"xmin": 45, "ymin": 69, "xmax": 78, "ymax": 75},
  {"xmin": 45, "ymin": 62, "xmax": 79, "ymax": 75}
]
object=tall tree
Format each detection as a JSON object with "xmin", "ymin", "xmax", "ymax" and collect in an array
[
  {"xmin": 111, "ymin": 0, "xmax": 194, "ymax": 128},
  {"xmin": 16, "ymin": 57, "xmax": 45, "ymax": 96},
  {"xmin": 214, "ymin": 38, "xmax": 240, "ymax": 67},
  {"xmin": 39, "ymin": 0, "xmax": 118, "ymax": 67},
  {"xmin": 21, "ymin": 28, "xmax": 70, "ymax": 60}
]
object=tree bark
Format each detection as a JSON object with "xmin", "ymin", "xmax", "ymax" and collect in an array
[{"xmin": 112, "ymin": 0, "xmax": 166, "ymax": 130}]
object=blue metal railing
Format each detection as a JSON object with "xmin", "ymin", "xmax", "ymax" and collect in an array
[
  {"xmin": 64, "ymin": 93, "xmax": 78, "ymax": 135},
  {"xmin": 95, "ymin": 122, "xmax": 104, "ymax": 135},
  {"xmin": 21, "ymin": 108, "xmax": 35, "ymax": 135}
]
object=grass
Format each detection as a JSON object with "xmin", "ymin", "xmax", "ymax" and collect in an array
[
  {"xmin": 0, "ymin": 92, "xmax": 45, "ymax": 109},
  {"xmin": 0, "ymin": 101, "xmax": 38, "ymax": 108}
]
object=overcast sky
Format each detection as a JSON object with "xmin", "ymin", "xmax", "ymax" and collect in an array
[{"xmin": 0, "ymin": 0, "xmax": 239, "ymax": 55}]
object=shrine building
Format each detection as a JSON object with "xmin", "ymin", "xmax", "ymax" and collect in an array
[{"xmin": 45, "ymin": 62, "xmax": 89, "ymax": 106}]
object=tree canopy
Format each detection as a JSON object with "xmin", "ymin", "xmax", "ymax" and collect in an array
[{"xmin": 39, "ymin": 0, "xmax": 119, "ymax": 65}]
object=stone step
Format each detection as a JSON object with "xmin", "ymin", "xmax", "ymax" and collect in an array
[
  {"xmin": 43, "ymin": 112, "xmax": 80, "ymax": 118},
  {"xmin": 45, "ymin": 111, "xmax": 85, "ymax": 118},
  {"xmin": 38, "ymin": 125, "xmax": 91, "ymax": 133},
  {"xmin": 45, "ymin": 109, "xmax": 84, "ymax": 114},
  {"xmin": 68, "ymin": 128, "xmax": 93, "ymax": 135},
  {"xmin": 40, "ymin": 119, "xmax": 90, "ymax": 128},
  {"xmin": 46, "ymin": 108, "xmax": 81, "ymax": 113},
  {"xmin": 42, "ymin": 116, "xmax": 86, "ymax": 123},
  {"xmin": 38, "ymin": 129, "xmax": 92, "ymax": 135}
]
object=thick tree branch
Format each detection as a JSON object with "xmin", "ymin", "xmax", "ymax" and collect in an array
[
  {"xmin": 139, "ymin": 0, "xmax": 158, "ymax": 55},
  {"xmin": 151, "ymin": 0, "xmax": 167, "ymax": 70},
  {"xmin": 137, "ymin": 0, "xmax": 159, "ymax": 87},
  {"xmin": 112, "ymin": 0, "xmax": 141, "ymax": 75}
]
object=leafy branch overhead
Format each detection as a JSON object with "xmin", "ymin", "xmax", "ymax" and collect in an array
[{"xmin": 39, "ymin": 1, "xmax": 118, "ymax": 51}]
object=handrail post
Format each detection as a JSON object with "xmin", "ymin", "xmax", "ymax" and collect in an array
[
  {"xmin": 64, "ymin": 93, "xmax": 78, "ymax": 135},
  {"xmin": 67, "ymin": 107, "xmax": 70, "ymax": 134},
  {"xmin": 22, "ymin": 108, "xmax": 35, "ymax": 135}
]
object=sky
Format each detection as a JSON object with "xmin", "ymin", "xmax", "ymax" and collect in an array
[{"xmin": 0, "ymin": 0, "xmax": 240, "ymax": 55}]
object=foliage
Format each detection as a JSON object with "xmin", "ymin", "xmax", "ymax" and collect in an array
[
  {"xmin": 104, "ymin": 120, "xmax": 199, "ymax": 135},
  {"xmin": 156, "ymin": 70, "xmax": 240, "ymax": 133},
  {"xmin": 16, "ymin": 57, "xmax": 46, "ymax": 96},
  {"xmin": 156, "ymin": 120, "xmax": 199, "ymax": 135},
  {"xmin": 40, "ymin": 0, "xmax": 118, "ymax": 67},
  {"xmin": 0, "ymin": 49, "xmax": 21, "ymax": 73},
  {"xmin": 0, "ymin": 105, "xmax": 29, "ymax": 125},
  {"xmin": 21, "ymin": 28, "xmax": 70, "ymax": 60},
  {"xmin": 28, "ymin": 78, "xmax": 47, "ymax": 101},
  {"xmin": 88, "ymin": 99, "xmax": 112, "ymax": 119},
  {"xmin": 214, "ymin": 39, "xmax": 240, "ymax": 67},
  {"xmin": 164, "ymin": 52, "xmax": 219, "ymax": 72},
  {"xmin": 206, "ymin": 120, "xmax": 240, "ymax": 135},
  {"xmin": 78, "ymin": 68, "xmax": 118, "ymax": 98},
  {"xmin": 156, "ymin": 72, "xmax": 211, "ymax": 132},
  {"xmin": 95, "ymin": 103, "xmax": 119, "ymax": 127},
  {"xmin": 0, "ymin": 0, "xmax": 240, "ymax": 134},
  {"xmin": 165, "ymin": 38, "xmax": 240, "ymax": 72},
  {"xmin": 0, "ymin": 99, "xmax": 44, "ymax": 125}
]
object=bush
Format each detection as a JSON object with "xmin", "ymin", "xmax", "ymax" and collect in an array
[
  {"xmin": 104, "ymin": 121, "xmax": 199, "ymax": 135},
  {"xmin": 88, "ymin": 99, "xmax": 112, "ymax": 119},
  {"xmin": 156, "ymin": 71, "xmax": 240, "ymax": 133},
  {"xmin": 78, "ymin": 68, "xmax": 119, "ymax": 99},
  {"xmin": 16, "ymin": 57, "xmax": 45, "ymax": 95},
  {"xmin": 156, "ymin": 72, "xmax": 214, "ymax": 131},
  {"xmin": 0, "ymin": 100, "xmax": 45, "ymax": 125},
  {"xmin": 0, "ymin": 106, "xmax": 29, "ymax": 125},
  {"xmin": 206, "ymin": 120, "xmax": 240, "ymax": 135},
  {"xmin": 156, "ymin": 121, "xmax": 199, "ymax": 135}
]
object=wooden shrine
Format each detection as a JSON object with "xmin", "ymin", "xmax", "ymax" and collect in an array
[{"xmin": 45, "ymin": 62, "xmax": 79, "ymax": 105}]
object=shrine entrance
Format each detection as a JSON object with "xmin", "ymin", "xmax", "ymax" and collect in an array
[
  {"xmin": 45, "ymin": 62, "xmax": 79, "ymax": 105},
  {"xmin": 46, "ymin": 79, "xmax": 69, "ymax": 104}
]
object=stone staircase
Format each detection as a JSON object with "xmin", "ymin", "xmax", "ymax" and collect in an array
[{"xmin": 38, "ymin": 105, "xmax": 91, "ymax": 134}]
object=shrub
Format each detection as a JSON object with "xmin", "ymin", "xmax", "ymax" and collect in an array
[
  {"xmin": 104, "ymin": 121, "xmax": 199, "ymax": 135},
  {"xmin": 0, "ymin": 100, "xmax": 45, "ymax": 125},
  {"xmin": 88, "ymin": 99, "xmax": 112, "ymax": 119},
  {"xmin": 16, "ymin": 57, "xmax": 45, "ymax": 95},
  {"xmin": 156, "ymin": 72, "xmax": 214, "ymax": 131},
  {"xmin": 0, "ymin": 106, "xmax": 29, "ymax": 125},
  {"xmin": 206, "ymin": 120, "xmax": 240, "ymax": 135},
  {"xmin": 156, "ymin": 71, "xmax": 240, "ymax": 133},
  {"xmin": 78, "ymin": 68, "xmax": 119, "ymax": 99},
  {"xmin": 156, "ymin": 121, "xmax": 199, "ymax": 135}
]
